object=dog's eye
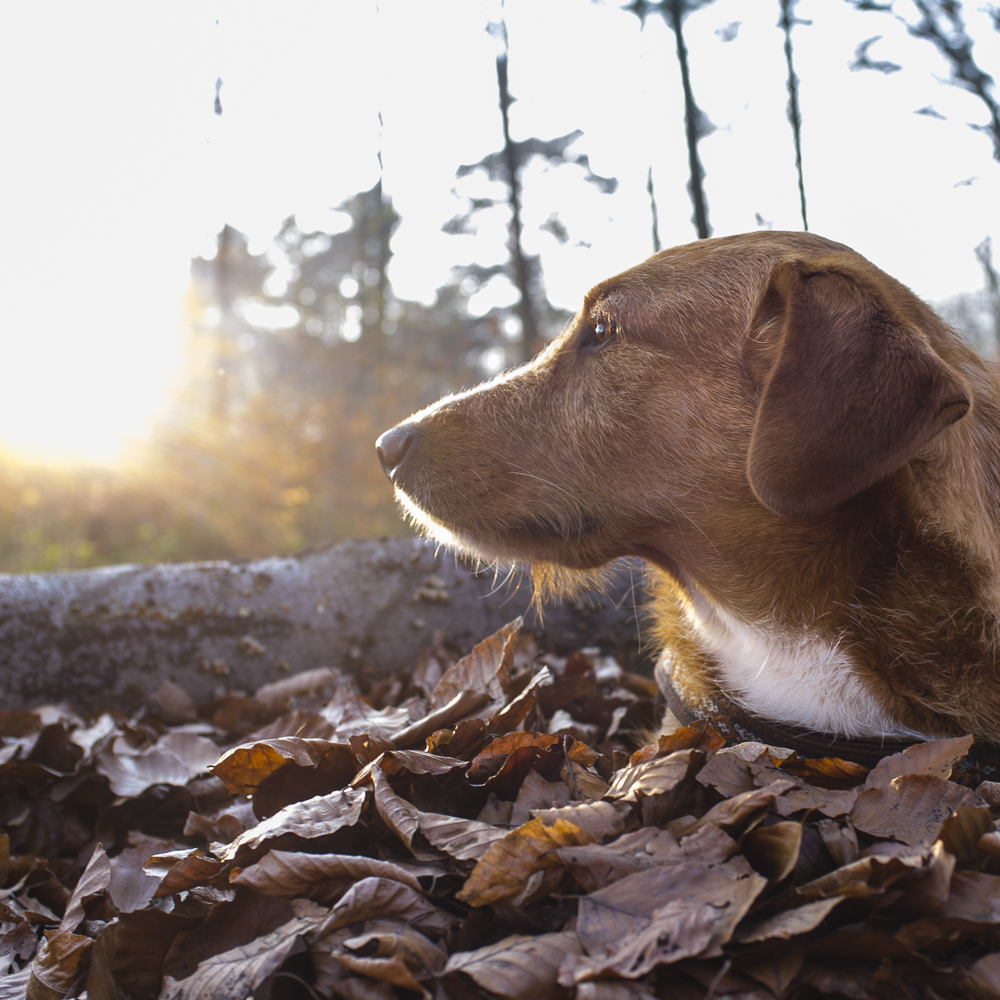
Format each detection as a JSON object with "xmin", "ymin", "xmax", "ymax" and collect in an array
[
  {"xmin": 592, "ymin": 320, "xmax": 618, "ymax": 346},
  {"xmin": 579, "ymin": 317, "xmax": 618, "ymax": 352}
]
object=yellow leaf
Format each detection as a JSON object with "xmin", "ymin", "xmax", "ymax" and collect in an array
[{"xmin": 457, "ymin": 817, "xmax": 595, "ymax": 907}]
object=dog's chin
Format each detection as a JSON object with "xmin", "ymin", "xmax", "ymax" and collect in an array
[{"xmin": 394, "ymin": 488, "xmax": 616, "ymax": 587}]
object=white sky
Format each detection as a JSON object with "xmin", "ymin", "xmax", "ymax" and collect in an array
[{"xmin": 0, "ymin": 0, "xmax": 998, "ymax": 463}]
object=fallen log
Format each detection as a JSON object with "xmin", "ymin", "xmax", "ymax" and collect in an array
[{"xmin": 0, "ymin": 537, "xmax": 650, "ymax": 712}]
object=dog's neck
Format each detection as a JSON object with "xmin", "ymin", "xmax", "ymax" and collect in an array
[{"xmin": 646, "ymin": 425, "xmax": 1000, "ymax": 742}]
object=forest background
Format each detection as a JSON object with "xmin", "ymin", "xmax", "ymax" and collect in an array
[{"xmin": 1, "ymin": 0, "xmax": 999, "ymax": 573}]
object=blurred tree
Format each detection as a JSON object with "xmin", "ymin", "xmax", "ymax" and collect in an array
[
  {"xmin": 779, "ymin": 0, "xmax": 810, "ymax": 230},
  {"xmin": 975, "ymin": 236, "xmax": 1000, "ymax": 352},
  {"xmin": 846, "ymin": 0, "xmax": 1000, "ymax": 161},
  {"xmin": 443, "ymin": 13, "xmax": 617, "ymax": 362},
  {"xmin": 624, "ymin": 0, "xmax": 717, "ymax": 240}
]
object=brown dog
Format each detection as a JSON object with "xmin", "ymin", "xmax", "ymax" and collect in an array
[{"xmin": 376, "ymin": 231, "xmax": 1000, "ymax": 747}]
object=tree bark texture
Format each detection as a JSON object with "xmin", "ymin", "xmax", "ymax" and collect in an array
[{"xmin": 0, "ymin": 538, "xmax": 651, "ymax": 713}]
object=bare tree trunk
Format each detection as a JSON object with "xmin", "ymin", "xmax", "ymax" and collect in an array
[
  {"xmin": 975, "ymin": 237, "xmax": 1000, "ymax": 357},
  {"xmin": 213, "ymin": 225, "xmax": 234, "ymax": 421},
  {"xmin": 779, "ymin": 0, "xmax": 809, "ymax": 231},
  {"xmin": 647, "ymin": 166, "xmax": 662, "ymax": 252},
  {"xmin": 496, "ymin": 48, "xmax": 541, "ymax": 361},
  {"xmin": 0, "ymin": 539, "xmax": 649, "ymax": 713},
  {"xmin": 667, "ymin": 0, "xmax": 711, "ymax": 240}
]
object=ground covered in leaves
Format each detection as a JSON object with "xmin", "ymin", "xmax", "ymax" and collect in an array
[{"xmin": 3, "ymin": 619, "xmax": 1000, "ymax": 999}]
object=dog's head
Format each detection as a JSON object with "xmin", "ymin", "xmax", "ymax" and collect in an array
[{"xmin": 376, "ymin": 232, "xmax": 971, "ymax": 593}]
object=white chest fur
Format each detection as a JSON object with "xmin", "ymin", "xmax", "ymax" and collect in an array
[{"xmin": 683, "ymin": 594, "xmax": 935, "ymax": 740}]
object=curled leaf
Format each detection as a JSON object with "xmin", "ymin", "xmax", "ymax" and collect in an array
[{"xmin": 457, "ymin": 817, "xmax": 594, "ymax": 907}]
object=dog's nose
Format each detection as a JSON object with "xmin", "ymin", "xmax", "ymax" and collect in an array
[{"xmin": 376, "ymin": 424, "xmax": 416, "ymax": 479}]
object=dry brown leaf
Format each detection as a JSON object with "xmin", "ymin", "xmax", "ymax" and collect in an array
[
  {"xmin": 370, "ymin": 765, "xmax": 437, "ymax": 858},
  {"xmin": 741, "ymin": 820, "xmax": 802, "ymax": 881},
  {"xmin": 211, "ymin": 736, "xmax": 346, "ymax": 796},
  {"xmin": 246, "ymin": 710, "xmax": 337, "ymax": 741},
  {"xmin": 61, "ymin": 843, "xmax": 111, "ymax": 932},
  {"xmin": 938, "ymin": 804, "xmax": 994, "ymax": 861},
  {"xmin": 562, "ymin": 900, "xmax": 716, "ymax": 982},
  {"xmin": 254, "ymin": 668, "xmax": 341, "ymax": 711},
  {"xmin": 468, "ymin": 731, "xmax": 597, "ymax": 783},
  {"xmin": 388, "ymin": 689, "xmax": 492, "ymax": 750},
  {"xmin": 607, "ymin": 749, "xmax": 701, "ymax": 802},
  {"xmin": 233, "ymin": 850, "xmax": 425, "ymax": 898},
  {"xmin": 796, "ymin": 962, "xmax": 881, "ymax": 1000},
  {"xmin": 946, "ymin": 870, "xmax": 1000, "ymax": 923},
  {"xmin": 575, "ymin": 983, "xmax": 658, "ymax": 1000},
  {"xmin": 889, "ymin": 839, "xmax": 955, "ymax": 918},
  {"xmin": 864, "ymin": 735, "xmax": 974, "ymax": 788},
  {"xmin": 669, "ymin": 823, "xmax": 742, "ymax": 865},
  {"xmin": 220, "ymin": 785, "xmax": 366, "ymax": 863},
  {"xmin": 557, "ymin": 831, "xmax": 673, "ymax": 893},
  {"xmin": 510, "ymin": 768, "xmax": 570, "ymax": 826},
  {"xmin": 108, "ymin": 835, "xmax": 177, "ymax": 913},
  {"xmin": 796, "ymin": 852, "xmax": 924, "ymax": 900},
  {"xmin": 96, "ymin": 733, "xmax": 219, "ymax": 797},
  {"xmin": 99, "ymin": 908, "xmax": 202, "ymax": 1000},
  {"xmin": 776, "ymin": 755, "xmax": 869, "ymax": 789},
  {"xmin": 457, "ymin": 817, "xmax": 595, "ymax": 907},
  {"xmin": 431, "ymin": 617, "xmax": 521, "ymax": 713},
  {"xmin": 695, "ymin": 747, "xmax": 759, "ymax": 798},
  {"xmin": 342, "ymin": 921, "xmax": 446, "ymax": 974},
  {"xmin": 749, "ymin": 757, "xmax": 860, "ymax": 817},
  {"xmin": 27, "ymin": 928, "xmax": 92, "ymax": 1000},
  {"xmin": 444, "ymin": 931, "xmax": 580, "ymax": 1000},
  {"xmin": 562, "ymin": 759, "xmax": 610, "ymax": 800},
  {"xmin": 329, "ymin": 980, "xmax": 395, "ymax": 1000},
  {"xmin": 159, "ymin": 915, "xmax": 310, "ymax": 1000},
  {"xmin": 335, "ymin": 952, "xmax": 428, "ymax": 996},
  {"xmin": 557, "ymin": 824, "xmax": 739, "ymax": 895},
  {"xmin": 677, "ymin": 781, "xmax": 797, "ymax": 838},
  {"xmin": 311, "ymin": 876, "xmax": 455, "ymax": 939},
  {"xmin": 83, "ymin": 922, "xmax": 125, "ymax": 1000},
  {"xmin": 816, "ymin": 818, "xmax": 860, "ymax": 868},
  {"xmin": 146, "ymin": 850, "xmax": 225, "ymax": 897},
  {"xmin": 321, "ymin": 687, "xmax": 412, "ymax": 742},
  {"xmin": 0, "ymin": 920, "xmax": 38, "ymax": 975},
  {"xmin": 960, "ymin": 952, "xmax": 1000, "ymax": 1000},
  {"xmin": 733, "ymin": 897, "xmax": 843, "ymax": 943},
  {"xmin": 851, "ymin": 773, "xmax": 985, "ymax": 844},
  {"xmin": 631, "ymin": 722, "xmax": 727, "ymax": 765},
  {"xmin": 576, "ymin": 979, "xmax": 660, "ymax": 1000},
  {"xmin": 564, "ymin": 857, "xmax": 765, "ymax": 979},
  {"xmin": 415, "ymin": 812, "xmax": 507, "ymax": 861},
  {"xmin": 379, "ymin": 749, "xmax": 467, "ymax": 776},
  {"xmin": 252, "ymin": 742, "xmax": 359, "ymax": 820},
  {"xmin": 742, "ymin": 946, "xmax": 806, "ymax": 997},
  {"xmin": 487, "ymin": 666, "xmax": 554, "ymax": 736},
  {"xmin": 530, "ymin": 800, "xmax": 627, "ymax": 842}
]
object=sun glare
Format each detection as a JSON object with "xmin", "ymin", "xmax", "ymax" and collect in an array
[{"xmin": 0, "ymin": 0, "xmax": 996, "ymax": 466}]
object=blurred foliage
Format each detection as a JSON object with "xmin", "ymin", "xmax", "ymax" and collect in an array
[{"xmin": 0, "ymin": 185, "xmax": 570, "ymax": 573}]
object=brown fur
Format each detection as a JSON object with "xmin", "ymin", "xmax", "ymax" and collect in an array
[{"xmin": 376, "ymin": 231, "xmax": 1000, "ymax": 742}]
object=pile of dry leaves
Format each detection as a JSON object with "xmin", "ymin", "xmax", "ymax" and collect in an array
[{"xmin": 3, "ymin": 617, "xmax": 1000, "ymax": 1000}]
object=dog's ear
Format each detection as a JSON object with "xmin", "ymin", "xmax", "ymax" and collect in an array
[{"xmin": 745, "ymin": 258, "xmax": 970, "ymax": 519}]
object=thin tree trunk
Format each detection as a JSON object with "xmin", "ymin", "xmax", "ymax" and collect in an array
[
  {"xmin": 647, "ymin": 166, "xmax": 662, "ymax": 252},
  {"xmin": 213, "ymin": 225, "xmax": 234, "ymax": 422},
  {"xmin": 779, "ymin": 0, "xmax": 809, "ymax": 231},
  {"xmin": 496, "ymin": 51, "xmax": 541, "ymax": 360},
  {"xmin": 667, "ymin": 0, "xmax": 711, "ymax": 240},
  {"xmin": 975, "ymin": 237, "xmax": 1000, "ymax": 357}
]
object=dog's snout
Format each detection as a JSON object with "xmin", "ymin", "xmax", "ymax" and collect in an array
[{"xmin": 376, "ymin": 424, "xmax": 416, "ymax": 479}]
